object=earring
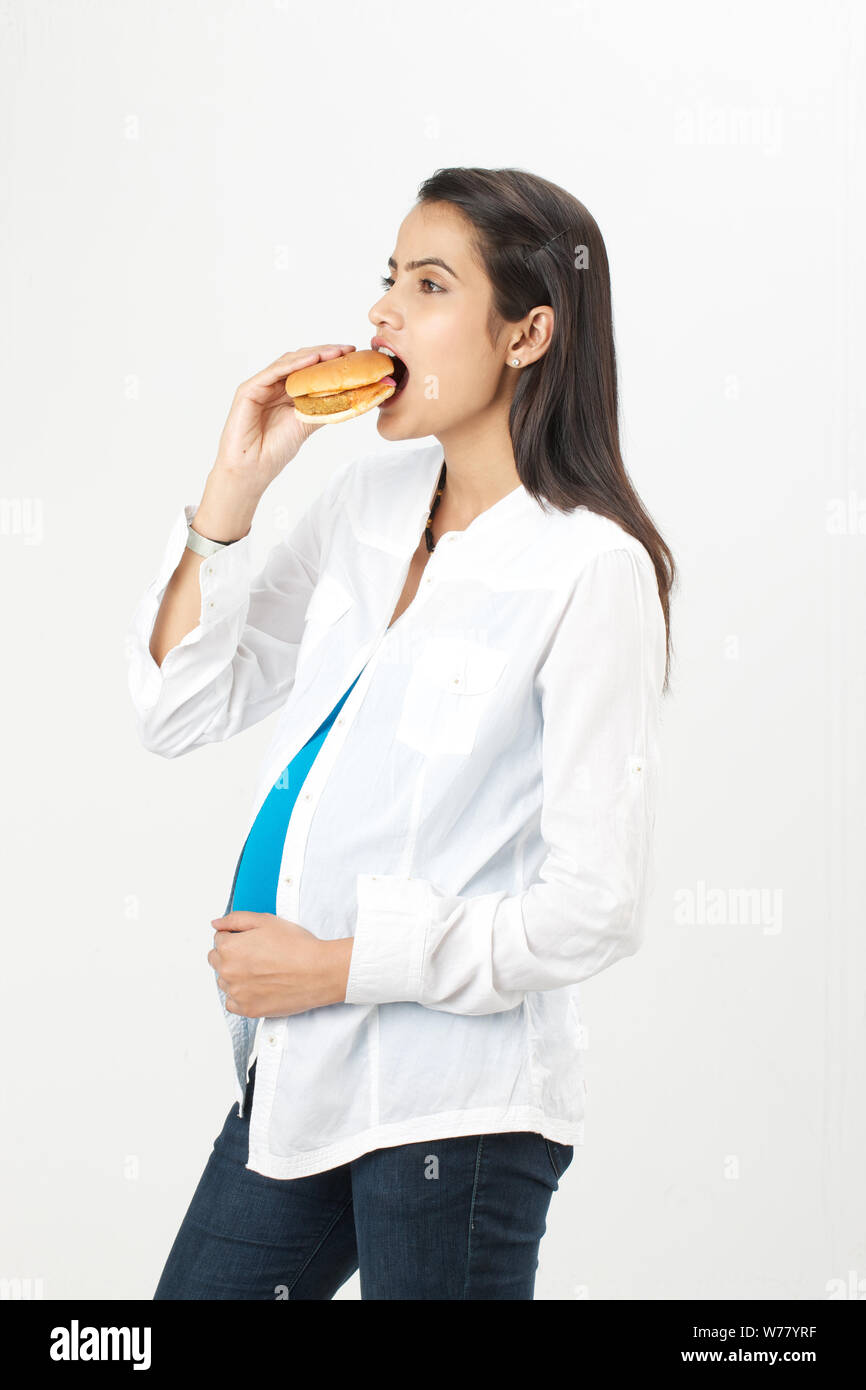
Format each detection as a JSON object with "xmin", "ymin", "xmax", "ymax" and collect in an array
[{"xmin": 511, "ymin": 358, "xmax": 520, "ymax": 366}]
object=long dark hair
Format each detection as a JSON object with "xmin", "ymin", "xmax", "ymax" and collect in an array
[{"xmin": 416, "ymin": 166, "xmax": 677, "ymax": 693}]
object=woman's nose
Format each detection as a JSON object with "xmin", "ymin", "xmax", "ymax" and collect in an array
[{"xmin": 368, "ymin": 295, "xmax": 402, "ymax": 329}]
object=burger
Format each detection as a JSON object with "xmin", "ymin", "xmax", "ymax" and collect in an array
[{"xmin": 284, "ymin": 348, "xmax": 409, "ymax": 424}]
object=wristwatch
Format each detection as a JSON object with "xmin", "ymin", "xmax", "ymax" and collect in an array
[{"xmin": 186, "ymin": 522, "xmax": 237, "ymax": 558}]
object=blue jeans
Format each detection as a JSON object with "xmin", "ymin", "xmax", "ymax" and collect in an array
[{"xmin": 153, "ymin": 1060, "xmax": 574, "ymax": 1300}]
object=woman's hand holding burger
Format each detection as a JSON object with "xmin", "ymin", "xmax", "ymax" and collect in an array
[
  {"xmin": 149, "ymin": 344, "xmax": 355, "ymax": 669},
  {"xmin": 193, "ymin": 343, "xmax": 357, "ymax": 543}
]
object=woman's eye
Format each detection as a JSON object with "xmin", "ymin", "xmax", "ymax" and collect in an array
[{"xmin": 378, "ymin": 275, "xmax": 443, "ymax": 294}]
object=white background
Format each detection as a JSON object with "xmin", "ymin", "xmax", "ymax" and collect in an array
[{"xmin": 1, "ymin": 0, "xmax": 864, "ymax": 1301}]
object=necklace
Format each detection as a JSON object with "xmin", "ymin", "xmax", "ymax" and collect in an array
[{"xmin": 424, "ymin": 460, "xmax": 447, "ymax": 553}]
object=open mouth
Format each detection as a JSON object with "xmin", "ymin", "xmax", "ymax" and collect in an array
[
  {"xmin": 378, "ymin": 350, "xmax": 409, "ymax": 399},
  {"xmin": 389, "ymin": 353, "xmax": 409, "ymax": 395}
]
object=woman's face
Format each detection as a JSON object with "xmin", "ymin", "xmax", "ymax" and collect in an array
[{"xmin": 367, "ymin": 200, "xmax": 515, "ymax": 442}]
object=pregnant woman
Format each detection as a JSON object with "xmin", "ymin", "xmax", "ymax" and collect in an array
[{"xmin": 127, "ymin": 165, "xmax": 677, "ymax": 1300}]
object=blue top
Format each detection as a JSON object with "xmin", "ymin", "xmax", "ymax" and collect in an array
[{"xmin": 229, "ymin": 670, "xmax": 364, "ymax": 915}]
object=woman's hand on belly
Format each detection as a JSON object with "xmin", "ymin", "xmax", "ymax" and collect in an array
[{"xmin": 208, "ymin": 912, "xmax": 354, "ymax": 1017}]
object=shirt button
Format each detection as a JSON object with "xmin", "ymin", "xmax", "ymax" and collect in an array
[
  {"xmin": 207, "ymin": 566, "xmax": 213, "ymax": 574},
  {"xmin": 424, "ymin": 576, "xmax": 432, "ymax": 584},
  {"xmin": 284, "ymin": 875, "xmax": 293, "ymax": 884},
  {"xmin": 268, "ymin": 1035, "xmax": 276, "ymax": 1045},
  {"xmin": 304, "ymin": 792, "xmax": 311, "ymax": 800},
  {"xmin": 337, "ymin": 716, "xmax": 344, "ymax": 725}
]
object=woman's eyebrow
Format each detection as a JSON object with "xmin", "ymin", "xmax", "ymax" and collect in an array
[{"xmin": 387, "ymin": 255, "xmax": 460, "ymax": 281}]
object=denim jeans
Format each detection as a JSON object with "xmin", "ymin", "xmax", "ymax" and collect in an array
[{"xmin": 153, "ymin": 1059, "xmax": 574, "ymax": 1300}]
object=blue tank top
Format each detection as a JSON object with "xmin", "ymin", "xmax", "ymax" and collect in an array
[{"xmin": 229, "ymin": 670, "xmax": 364, "ymax": 914}]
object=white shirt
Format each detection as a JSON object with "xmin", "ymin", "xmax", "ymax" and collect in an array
[{"xmin": 126, "ymin": 441, "xmax": 667, "ymax": 1179}]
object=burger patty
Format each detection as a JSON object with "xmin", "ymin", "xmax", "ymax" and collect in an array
[{"xmin": 295, "ymin": 381, "xmax": 393, "ymax": 415}]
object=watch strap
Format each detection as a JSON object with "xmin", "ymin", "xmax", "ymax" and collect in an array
[{"xmin": 186, "ymin": 523, "xmax": 235, "ymax": 558}]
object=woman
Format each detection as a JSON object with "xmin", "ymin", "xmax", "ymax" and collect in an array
[{"xmin": 127, "ymin": 166, "xmax": 676, "ymax": 1300}]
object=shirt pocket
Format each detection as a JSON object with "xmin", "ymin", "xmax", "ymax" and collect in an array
[
  {"xmin": 298, "ymin": 572, "xmax": 355, "ymax": 669},
  {"xmin": 396, "ymin": 635, "xmax": 509, "ymax": 756}
]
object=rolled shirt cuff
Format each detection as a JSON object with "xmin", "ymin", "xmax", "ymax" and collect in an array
[
  {"xmin": 130, "ymin": 502, "xmax": 255, "ymax": 713},
  {"xmin": 344, "ymin": 873, "xmax": 432, "ymax": 1005}
]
